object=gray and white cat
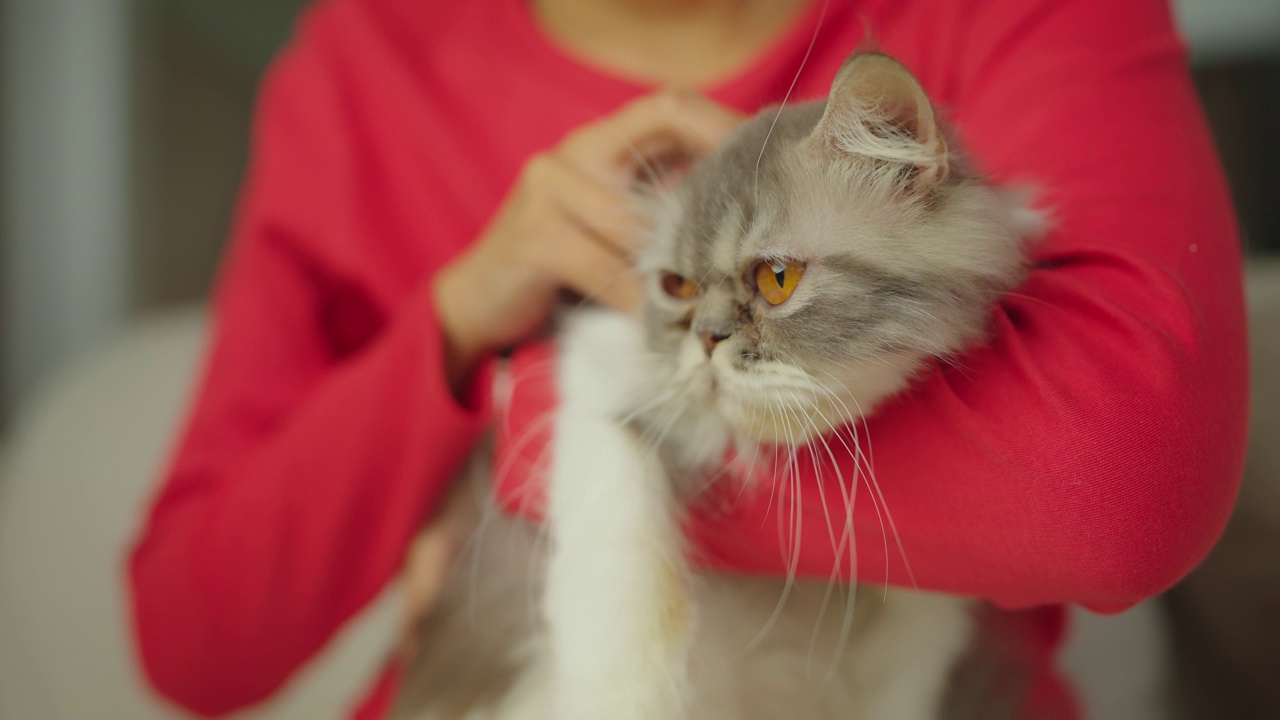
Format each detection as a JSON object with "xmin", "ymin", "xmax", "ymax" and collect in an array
[{"xmin": 392, "ymin": 53, "xmax": 1045, "ymax": 720}]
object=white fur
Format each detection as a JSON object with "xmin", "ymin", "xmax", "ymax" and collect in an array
[
  {"xmin": 546, "ymin": 309, "xmax": 694, "ymax": 720},
  {"xmin": 539, "ymin": 309, "xmax": 973, "ymax": 720}
]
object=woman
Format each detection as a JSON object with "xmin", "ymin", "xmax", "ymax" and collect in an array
[{"xmin": 129, "ymin": 0, "xmax": 1246, "ymax": 717}]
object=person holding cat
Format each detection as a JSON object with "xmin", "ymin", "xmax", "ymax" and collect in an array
[{"xmin": 128, "ymin": 0, "xmax": 1246, "ymax": 718}]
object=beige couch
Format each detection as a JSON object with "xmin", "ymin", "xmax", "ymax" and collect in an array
[{"xmin": 0, "ymin": 309, "xmax": 401, "ymax": 719}]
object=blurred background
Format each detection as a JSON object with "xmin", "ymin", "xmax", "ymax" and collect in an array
[
  {"xmin": 0, "ymin": 0, "xmax": 1276, "ymax": 718},
  {"xmin": 0, "ymin": 0, "xmax": 307, "ymax": 418}
]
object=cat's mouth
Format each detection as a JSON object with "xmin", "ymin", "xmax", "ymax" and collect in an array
[{"xmin": 686, "ymin": 342, "xmax": 847, "ymax": 445}]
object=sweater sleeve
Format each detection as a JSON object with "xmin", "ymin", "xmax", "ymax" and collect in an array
[
  {"xmin": 498, "ymin": 0, "xmax": 1247, "ymax": 614},
  {"xmin": 126, "ymin": 19, "xmax": 489, "ymax": 718},
  {"xmin": 687, "ymin": 0, "xmax": 1247, "ymax": 612}
]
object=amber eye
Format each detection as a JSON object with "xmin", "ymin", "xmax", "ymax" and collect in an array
[
  {"xmin": 660, "ymin": 272, "xmax": 698, "ymax": 300},
  {"xmin": 754, "ymin": 259, "xmax": 805, "ymax": 306}
]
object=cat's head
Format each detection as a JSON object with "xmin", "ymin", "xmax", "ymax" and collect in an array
[{"xmin": 637, "ymin": 54, "xmax": 1041, "ymax": 445}]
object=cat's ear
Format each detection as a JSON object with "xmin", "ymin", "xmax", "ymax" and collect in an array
[{"xmin": 808, "ymin": 53, "xmax": 948, "ymax": 187}]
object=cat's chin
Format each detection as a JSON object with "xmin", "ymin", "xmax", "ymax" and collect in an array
[{"xmin": 716, "ymin": 393, "xmax": 848, "ymax": 446}]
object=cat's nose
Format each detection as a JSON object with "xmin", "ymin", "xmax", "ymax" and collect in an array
[{"xmin": 699, "ymin": 331, "xmax": 729, "ymax": 356}]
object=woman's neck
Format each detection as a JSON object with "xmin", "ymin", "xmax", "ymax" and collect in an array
[{"xmin": 531, "ymin": 0, "xmax": 815, "ymax": 87}]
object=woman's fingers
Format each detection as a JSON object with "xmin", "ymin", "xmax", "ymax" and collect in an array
[
  {"xmin": 536, "ymin": 221, "xmax": 645, "ymax": 313},
  {"xmin": 520, "ymin": 154, "xmax": 645, "ymax": 311},
  {"xmin": 560, "ymin": 88, "xmax": 746, "ymax": 186},
  {"xmin": 526, "ymin": 153, "xmax": 645, "ymax": 256},
  {"xmin": 434, "ymin": 89, "xmax": 742, "ymax": 381}
]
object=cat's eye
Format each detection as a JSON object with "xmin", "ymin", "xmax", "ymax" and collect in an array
[
  {"xmin": 660, "ymin": 272, "xmax": 699, "ymax": 300},
  {"xmin": 754, "ymin": 259, "xmax": 805, "ymax": 306}
]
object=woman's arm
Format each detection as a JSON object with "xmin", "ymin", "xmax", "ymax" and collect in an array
[
  {"xmin": 691, "ymin": 0, "xmax": 1246, "ymax": 611},
  {"xmin": 498, "ymin": 0, "xmax": 1246, "ymax": 614},
  {"xmin": 127, "ymin": 45, "xmax": 491, "ymax": 715},
  {"xmin": 128, "ymin": 3, "xmax": 745, "ymax": 712}
]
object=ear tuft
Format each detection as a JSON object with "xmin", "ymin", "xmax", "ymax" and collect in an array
[{"xmin": 810, "ymin": 53, "xmax": 948, "ymax": 186}]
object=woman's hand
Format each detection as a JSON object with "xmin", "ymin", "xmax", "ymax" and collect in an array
[
  {"xmin": 403, "ymin": 91, "xmax": 744, "ymax": 638},
  {"xmin": 433, "ymin": 89, "xmax": 744, "ymax": 392}
]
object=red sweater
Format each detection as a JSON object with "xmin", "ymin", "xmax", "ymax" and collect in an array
[{"xmin": 128, "ymin": 0, "xmax": 1247, "ymax": 717}]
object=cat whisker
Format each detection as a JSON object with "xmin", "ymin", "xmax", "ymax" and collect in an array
[
  {"xmin": 1000, "ymin": 289, "xmax": 1056, "ymax": 309},
  {"xmin": 778, "ymin": 392, "xmax": 858, "ymax": 691},
  {"xmin": 525, "ymin": 505, "xmax": 554, "ymax": 631},
  {"xmin": 636, "ymin": 389, "xmax": 693, "ymax": 461},
  {"xmin": 782, "ymin": 385, "xmax": 861, "ymax": 686},
  {"xmin": 610, "ymin": 127, "xmax": 703, "ymax": 233},
  {"xmin": 615, "ymin": 386, "xmax": 682, "ymax": 428},
  {"xmin": 731, "ymin": 409, "xmax": 770, "ymax": 503},
  {"xmin": 753, "ymin": 0, "xmax": 831, "ymax": 204},
  {"xmin": 758, "ymin": 397, "xmax": 787, "ymax": 529},
  {"xmin": 475, "ymin": 407, "xmax": 560, "ymax": 616},
  {"xmin": 773, "ymin": 389, "xmax": 845, "ymax": 676},
  {"xmin": 842, "ymin": 386, "xmax": 918, "ymax": 593},
  {"xmin": 768, "ymin": 363, "xmax": 903, "ymax": 600},
  {"xmin": 746, "ymin": 391, "xmax": 808, "ymax": 653},
  {"xmin": 687, "ymin": 461, "xmax": 739, "ymax": 501}
]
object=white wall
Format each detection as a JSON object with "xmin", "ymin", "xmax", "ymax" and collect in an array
[{"xmin": 2, "ymin": 0, "xmax": 133, "ymax": 413}]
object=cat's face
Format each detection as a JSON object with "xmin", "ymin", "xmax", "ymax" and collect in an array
[{"xmin": 637, "ymin": 55, "xmax": 1036, "ymax": 445}]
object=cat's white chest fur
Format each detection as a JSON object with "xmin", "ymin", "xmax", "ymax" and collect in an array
[
  {"xmin": 545, "ymin": 308, "xmax": 700, "ymax": 720},
  {"xmin": 536, "ymin": 308, "xmax": 975, "ymax": 720}
]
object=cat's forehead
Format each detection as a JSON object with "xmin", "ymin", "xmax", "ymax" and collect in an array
[{"xmin": 654, "ymin": 104, "xmax": 826, "ymax": 275}]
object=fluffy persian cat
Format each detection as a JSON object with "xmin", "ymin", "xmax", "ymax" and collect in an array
[{"xmin": 391, "ymin": 53, "xmax": 1046, "ymax": 720}]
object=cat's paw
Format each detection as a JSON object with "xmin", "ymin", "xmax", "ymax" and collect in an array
[
  {"xmin": 547, "ymin": 593, "xmax": 693, "ymax": 720},
  {"xmin": 549, "ymin": 568, "xmax": 693, "ymax": 720}
]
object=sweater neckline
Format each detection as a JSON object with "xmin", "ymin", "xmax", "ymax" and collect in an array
[{"xmin": 501, "ymin": 0, "xmax": 840, "ymax": 108}]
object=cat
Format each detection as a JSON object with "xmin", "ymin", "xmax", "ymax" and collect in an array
[{"xmin": 391, "ymin": 52, "xmax": 1046, "ymax": 720}]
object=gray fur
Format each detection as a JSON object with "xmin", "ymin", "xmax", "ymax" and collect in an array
[{"xmin": 389, "ymin": 457, "xmax": 549, "ymax": 719}]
